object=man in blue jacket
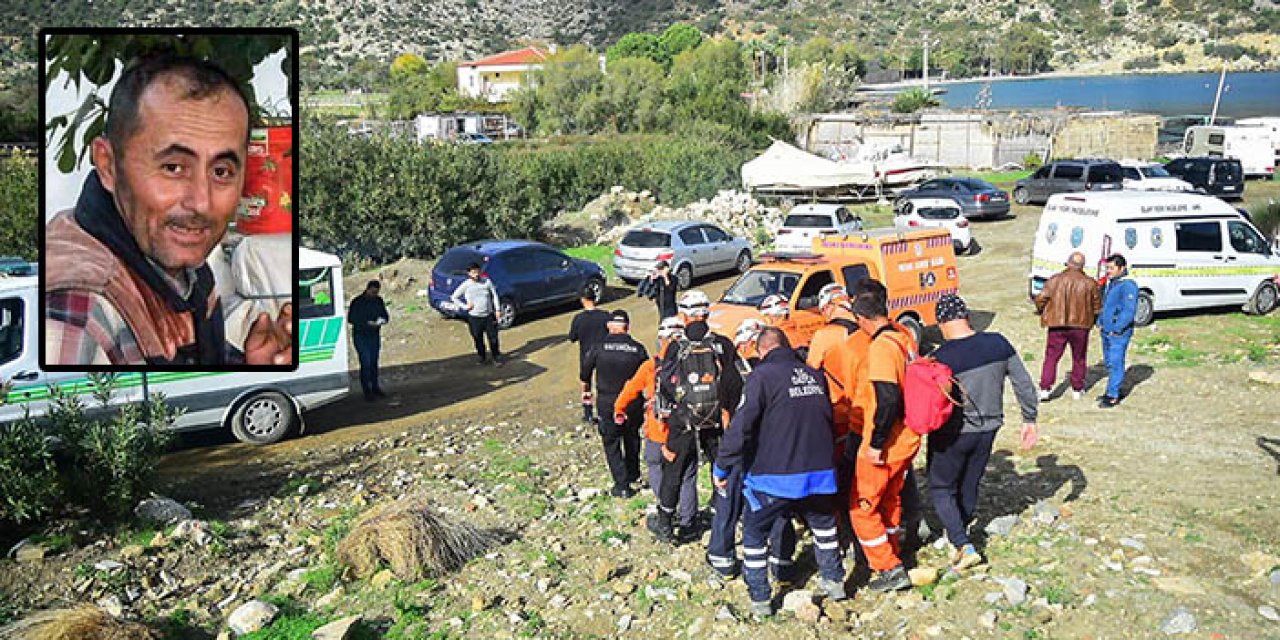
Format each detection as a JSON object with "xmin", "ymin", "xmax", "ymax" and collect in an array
[
  {"xmin": 1098, "ymin": 254, "xmax": 1139, "ymax": 408},
  {"xmin": 713, "ymin": 327, "xmax": 846, "ymax": 617}
]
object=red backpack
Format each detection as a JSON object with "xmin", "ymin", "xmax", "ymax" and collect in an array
[{"xmin": 887, "ymin": 336, "xmax": 960, "ymax": 435}]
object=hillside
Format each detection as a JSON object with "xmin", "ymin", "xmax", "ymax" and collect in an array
[{"xmin": 2, "ymin": 0, "xmax": 1276, "ymax": 83}]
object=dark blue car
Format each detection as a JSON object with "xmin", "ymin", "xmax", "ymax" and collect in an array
[{"xmin": 428, "ymin": 240, "xmax": 606, "ymax": 329}]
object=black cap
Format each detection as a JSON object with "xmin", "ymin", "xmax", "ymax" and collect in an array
[{"xmin": 608, "ymin": 310, "xmax": 630, "ymax": 325}]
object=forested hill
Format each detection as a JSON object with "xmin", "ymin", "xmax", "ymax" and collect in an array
[{"xmin": 2, "ymin": 0, "xmax": 1276, "ymax": 85}]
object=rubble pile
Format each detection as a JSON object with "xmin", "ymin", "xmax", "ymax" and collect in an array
[{"xmin": 545, "ymin": 187, "xmax": 784, "ymax": 248}]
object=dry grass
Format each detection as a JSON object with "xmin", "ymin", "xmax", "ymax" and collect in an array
[
  {"xmin": 336, "ymin": 493, "xmax": 501, "ymax": 581},
  {"xmin": 0, "ymin": 606, "xmax": 157, "ymax": 640}
]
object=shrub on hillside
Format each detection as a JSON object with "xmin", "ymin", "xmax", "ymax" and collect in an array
[
  {"xmin": 300, "ymin": 122, "xmax": 754, "ymax": 262},
  {"xmin": 1123, "ymin": 55, "xmax": 1160, "ymax": 70},
  {"xmin": 0, "ymin": 405, "xmax": 59, "ymax": 527}
]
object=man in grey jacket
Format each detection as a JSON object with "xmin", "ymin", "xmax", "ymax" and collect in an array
[
  {"xmin": 928, "ymin": 294, "xmax": 1039, "ymax": 571},
  {"xmin": 451, "ymin": 262, "xmax": 503, "ymax": 365}
]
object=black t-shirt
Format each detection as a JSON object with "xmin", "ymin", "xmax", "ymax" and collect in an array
[{"xmin": 569, "ymin": 309, "xmax": 611, "ymax": 357}]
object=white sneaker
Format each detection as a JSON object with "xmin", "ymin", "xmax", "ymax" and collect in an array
[
  {"xmin": 1071, "ymin": 390, "xmax": 1084, "ymax": 401},
  {"xmin": 1038, "ymin": 389, "xmax": 1050, "ymax": 401}
]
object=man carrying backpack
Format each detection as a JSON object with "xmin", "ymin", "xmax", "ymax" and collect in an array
[
  {"xmin": 713, "ymin": 327, "xmax": 846, "ymax": 617},
  {"xmin": 849, "ymin": 292, "xmax": 920, "ymax": 592},
  {"xmin": 580, "ymin": 310, "xmax": 649, "ymax": 498},
  {"xmin": 929, "ymin": 294, "xmax": 1039, "ymax": 571},
  {"xmin": 648, "ymin": 290, "xmax": 743, "ymax": 544}
]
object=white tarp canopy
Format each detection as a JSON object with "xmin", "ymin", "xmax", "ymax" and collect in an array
[{"xmin": 741, "ymin": 140, "xmax": 876, "ymax": 191}]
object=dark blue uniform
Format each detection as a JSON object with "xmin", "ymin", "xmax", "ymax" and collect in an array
[
  {"xmin": 582, "ymin": 333, "xmax": 649, "ymax": 491},
  {"xmin": 347, "ymin": 293, "xmax": 389, "ymax": 399}
]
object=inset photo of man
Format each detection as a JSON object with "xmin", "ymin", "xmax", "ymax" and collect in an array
[{"xmin": 40, "ymin": 29, "xmax": 298, "ymax": 369}]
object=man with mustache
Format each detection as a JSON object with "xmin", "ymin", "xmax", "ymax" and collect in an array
[{"xmin": 45, "ymin": 54, "xmax": 292, "ymax": 366}]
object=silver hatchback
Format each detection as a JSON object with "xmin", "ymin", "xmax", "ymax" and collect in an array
[{"xmin": 613, "ymin": 220, "xmax": 754, "ymax": 288}]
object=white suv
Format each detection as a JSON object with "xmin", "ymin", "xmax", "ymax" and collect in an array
[
  {"xmin": 1119, "ymin": 160, "xmax": 1194, "ymax": 192},
  {"xmin": 894, "ymin": 197, "xmax": 977, "ymax": 255},
  {"xmin": 774, "ymin": 203, "xmax": 863, "ymax": 253}
]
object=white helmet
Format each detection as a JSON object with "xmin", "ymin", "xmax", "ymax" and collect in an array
[
  {"xmin": 734, "ymin": 318, "xmax": 765, "ymax": 345},
  {"xmin": 818, "ymin": 283, "xmax": 851, "ymax": 311},
  {"xmin": 758, "ymin": 294, "xmax": 790, "ymax": 317},
  {"xmin": 658, "ymin": 316, "xmax": 686, "ymax": 340},
  {"xmin": 678, "ymin": 290, "xmax": 712, "ymax": 317}
]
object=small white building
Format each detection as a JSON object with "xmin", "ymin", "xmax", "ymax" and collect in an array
[{"xmin": 456, "ymin": 47, "xmax": 549, "ymax": 103}]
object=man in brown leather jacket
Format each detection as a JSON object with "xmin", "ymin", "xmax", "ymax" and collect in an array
[{"xmin": 1033, "ymin": 251, "xmax": 1102, "ymax": 401}]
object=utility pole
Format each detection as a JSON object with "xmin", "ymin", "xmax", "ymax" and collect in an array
[
  {"xmin": 1209, "ymin": 62, "xmax": 1228, "ymax": 125},
  {"xmin": 922, "ymin": 30, "xmax": 931, "ymax": 90}
]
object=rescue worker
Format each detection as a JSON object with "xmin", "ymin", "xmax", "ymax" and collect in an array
[
  {"xmin": 569, "ymin": 294, "xmax": 612, "ymax": 422},
  {"xmin": 757, "ymin": 294, "xmax": 805, "ymax": 349},
  {"xmin": 848, "ymin": 292, "xmax": 920, "ymax": 592},
  {"xmin": 805, "ymin": 284, "xmax": 861, "ymax": 546},
  {"xmin": 648, "ymin": 290, "xmax": 744, "ymax": 544},
  {"xmin": 580, "ymin": 310, "xmax": 648, "ymax": 497},
  {"xmin": 713, "ymin": 327, "xmax": 847, "ymax": 617},
  {"xmin": 929, "ymin": 294, "xmax": 1040, "ymax": 571},
  {"xmin": 1097, "ymin": 254, "xmax": 1138, "ymax": 408},
  {"xmin": 705, "ymin": 318, "xmax": 797, "ymax": 582},
  {"xmin": 806, "ymin": 283, "xmax": 858, "ymax": 369},
  {"xmin": 615, "ymin": 317, "xmax": 697, "ymax": 522}
]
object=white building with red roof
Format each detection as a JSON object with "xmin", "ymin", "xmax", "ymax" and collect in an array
[{"xmin": 456, "ymin": 46, "xmax": 550, "ymax": 103}]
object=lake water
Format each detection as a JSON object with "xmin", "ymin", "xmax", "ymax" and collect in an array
[{"xmin": 936, "ymin": 71, "xmax": 1280, "ymax": 120}]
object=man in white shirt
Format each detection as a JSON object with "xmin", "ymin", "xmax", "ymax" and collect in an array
[{"xmin": 451, "ymin": 262, "xmax": 503, "ymax": 366}]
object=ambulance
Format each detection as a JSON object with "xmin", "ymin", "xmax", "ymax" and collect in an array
[
  {"xmin": 708, "ymin": 228, "xmax": 960, "ymax": 345},
  {"xmin": 1029, "ymin": 191, "xmax": 1280, "ymax": 326},
  {"xmin": 0, "ymin": 248, "xmax": 350, "ymax": 445}
]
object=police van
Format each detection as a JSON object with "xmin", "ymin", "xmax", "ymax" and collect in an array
[
  {"xmin": 1030, "ymin": 191, "xmax": 1280, "ymax": 326},
  {"xmin": 0, "ymin": 248, "xmax": 350, "ymax": 444}
]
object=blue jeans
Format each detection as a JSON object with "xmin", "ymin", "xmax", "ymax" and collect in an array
[
  {"xmin": 927, "ymin": 430, "xmax": 997, "ymax": 548},
  {"xmin": 741, "ymin": 490, "xmax": 843, "ymax": 604},
  {"xmin": 1101, "ymin": 332, "xmax": 1131, "ymax": 399},
  {"xmin": 706, "ymin": 466, "xmax": 797, "ymax": 578},
  {"xmin": 353, "ymin": 332, "xmax": 380, "ymax": 397}
]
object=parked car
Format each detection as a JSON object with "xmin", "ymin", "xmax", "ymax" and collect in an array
[
  {"xmin": 456, "ymin": 132, "xmax": 494, "ymax": 145},
  {"xmin": 774, "ymin": 203, "xmax": 864, "ymax": 253},
  {"xmin": 428, "ymin": 240, "xmax": 606, "ymax": 329},
  {"xmin": 612, "ymin": 221, "xmax": 753, "ymax": 289},
  {"xmin": 0, "ymin": 256, "xmax": 34, "ymax": 276},
  {"xmin": 894, "ymin": 197, "xmax": 977, "ymax": 255},
  {"xmin": 894, "ymin": 176, "xmax": 1010, "ymax": 220},
  {"xmin": 1013, "ymin": 159, "xmax": 1124, "ymax": 205},
  {"xmin": 1118, "ymin": 160, "xmax": 1194, "ymax": 192},
  {"xmin": 1163, "ymin": 157, "xmax": 1245, "ymax": 200}
]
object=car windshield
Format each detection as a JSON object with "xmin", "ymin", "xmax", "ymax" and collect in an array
[
  {"xmin": 783, "ymin": 214, "xmax": 834, "ymax": 228},
  {"xmin": 621, "ymin": 230, "xmax": 671, "ymax": 248},
  {"xmin": 722, "ymin": 270, "xmax": 801, "ymax": 306},
  {"xmin": 1140, "ymin": 165, "xmax": 1172, "ymax": 178},
  {"xmin": 436, "ymin": 249, "xmax": 483, "ymax": 275},
  {"xmin": 963, "ymin": 178, "xmax": 994, "ymax": 191},
  {"xmin": 917, "ymin": 206, "xmax": 961, "ymax": 220}
]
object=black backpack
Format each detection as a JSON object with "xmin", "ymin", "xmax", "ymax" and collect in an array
[{"xmin": 670, "ymin": 335, "xmax": 723, "ymax": 429}]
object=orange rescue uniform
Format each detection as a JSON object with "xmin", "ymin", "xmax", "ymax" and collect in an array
[
  {"xmin": 845, "ymin": 325, "xmax": 921, "ymax": 572},
  {"xmin": 615, "ymin": 357, "xmax": 667, "ymax": 444}
]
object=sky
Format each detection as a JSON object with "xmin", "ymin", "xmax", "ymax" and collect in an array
[{"xmin": 43, "ymin": 45, "xmax": 292, "ymax": 219}]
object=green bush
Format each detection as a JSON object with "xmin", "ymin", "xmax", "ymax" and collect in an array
[
  {"xmin": 1023, "ymin": 153, "xmax": 1044, "ymax": 169},
  {"xmin": 1163, "ymin": 50, "xmax": 1186, "ymax": 65},
  {"xmin": 1253, "ymin": 200, "xmax": 1280, "ymax": 242},
  {"xmin": 0, "ymin": 151, "xmax": 37, "ymax": 260},
  {"xmin": 300, "ymin": 122, "xmax": 753, "ymax": 262},
  {"xmin": 891, "ymin": 87, "xmax": 940, "ymax": 114},
  {"xmin": 0, "ymin": 375, "xmax": 178, "ymax": 534},
  {"xmin": 1122, "ymin": 55, "xmax": 1160, "ymax": 70}
]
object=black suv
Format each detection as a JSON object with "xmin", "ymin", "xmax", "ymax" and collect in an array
[
  {"xmin": 1013, "ymin": 159, "xmax": 1124, "ymax": 205},
  {"xmin": 1163, "ymin": 157, "xmax": 1245, "ymax": 200}
]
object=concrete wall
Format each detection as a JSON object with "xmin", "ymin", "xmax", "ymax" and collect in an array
[{"xmin": 803, "ymin": 110, "xmax": 1159, "ymax": 169}]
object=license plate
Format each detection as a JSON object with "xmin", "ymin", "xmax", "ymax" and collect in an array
[{"xmin": 1222, "ymin": 186, "xmax": 1236, "ymax": 191}]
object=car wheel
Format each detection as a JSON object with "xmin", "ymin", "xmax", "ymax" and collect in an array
[
  {"xmin": 497, "ymin": 298, "xmax": 517, "ymax": 330},
  {"xmin": 1247, "ymin": 281, "xmax": 1279, "ymax": 316},
  {"xmin": 582, "ymin": 278, "xmax": 605, "ymax": 304},
  {"xmin": 230, "ymin": 391, "xmax": 298, "ymax": 445},
  {"xmin": 896, "ymin": 314, "xmax": 924, "ymax": 346},
  {"xmin": 952, "ymin": 240, "xmax": 965, "ymax": 255},
  {"xmin": 967, "ymin": 239, "xmax": 981, "ymax": 255},
  {"xmin": 1013, "ymin": 186, "xmax": 1029, "ymax": 205},
  {"xmin": 1134, "ymin": 291, "xmax": 1155, "ymax": 327},
  {"xmin": 734, "ymin": 250, "xmax": 752, "ymax": 274},
  {"xmin": 676, "ymin": 263, "xmax": 693, "ymax": 290}
]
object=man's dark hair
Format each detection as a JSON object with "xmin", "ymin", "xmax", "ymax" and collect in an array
[
  {"xmin": 852, "ymin": 278, "xmax": 887, "ymax": 299},
  {"xmin": 467, "ymin": 262, "xmax": 481, "ymax": 271},
  {"xmin": 1106, "ymin": 253, "xmax": 1127, "ymax": 268},
  {"xmin": 366, "ymin": 280, "xmax": 381, "ymax": 290},
  {"xmin": 851, "ymin": 292, "xmax": 889, "ymax": 319},
  {"xmin": 106, "ymin": 53, "xmax": 252, "ymax": 156},
  {"xmin": 757, "ymin": 326, "xmax": 790, "ymax": 352}
]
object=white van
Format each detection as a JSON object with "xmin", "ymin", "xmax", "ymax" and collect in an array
[
  {"xmin": 0, "ymin": 248, "xmax": 350, "ymax": 444},
  {"xmin": 1030, "ymin": 191, "xmax": 1280, "ymax": 326},
  {"xmin": 1183, "ymin": 125, "xmax": 1276, "ymax": 178}
]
